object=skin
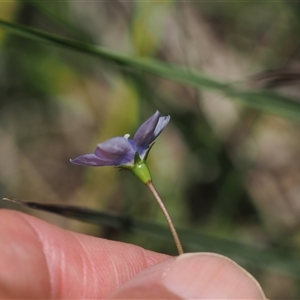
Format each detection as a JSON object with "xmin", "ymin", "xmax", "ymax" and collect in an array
[{"xmin": 0, "ymin": 209, "xmax": 266, "ymax": 299}]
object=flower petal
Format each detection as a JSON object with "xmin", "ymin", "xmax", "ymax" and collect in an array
[
  {"xmin": 133, "ymin": 111, "xmax": 170, "ymax": 157},
  {"xmin": 70, "ymin": 137, "xmax": 136, "ymax": 167},
  {"xmin": 153, "ymin": 115, "xmax": 170, "ymax": 137},
  {"xmin": 70, "ymin": 153, "xmax": 114, "ymax": 166},
  {"xmin": 94, "ymin": 137, "xmax": 136, "ymax": 166}
]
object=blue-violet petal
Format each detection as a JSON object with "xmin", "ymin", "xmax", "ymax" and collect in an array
[
  {"xmin": 133, "ymin": 111, "xmax": 170, "ymax": 156},
  {"xmin": 70, "ymin": 153, "xmax": 114, "ymax": 166},
  {"xmin": 94, "ymin": 137, "xmax": 135, "ymax": 165}
]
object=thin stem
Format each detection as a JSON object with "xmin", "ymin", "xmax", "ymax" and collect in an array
[{"xmin": 146, "ymin": 181, "xmax": 184, "ymax": 255}]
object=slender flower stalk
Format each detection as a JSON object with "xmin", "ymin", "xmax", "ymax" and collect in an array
[
  {"xmin": 70, "ymin": 111, "xmax": 184, "ymax": 254},
  {"xmin": 146, "ymin": 181, "xmax": 184, "ymax": 254}
]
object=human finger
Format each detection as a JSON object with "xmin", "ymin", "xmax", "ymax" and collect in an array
[{"xmin": 0, "ymin": 209, "xmax": 169, "ymax": 299}]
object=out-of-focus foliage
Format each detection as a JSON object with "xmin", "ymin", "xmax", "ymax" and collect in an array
[{"xmin": 1, "ymin": 1, "xmax": 300, "ymax": 298}]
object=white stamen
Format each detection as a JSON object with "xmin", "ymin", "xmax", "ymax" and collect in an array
[{"xmin": 124, "ymin": 133, "xmax": 130, "ymax": 140}]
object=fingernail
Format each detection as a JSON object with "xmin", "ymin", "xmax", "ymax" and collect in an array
[
  {"xmin": 163, "ymin": 253, "xmax": 266, "ymax": 299},
  {"xmin": 109, "ymin": 253, "xmax": 266, "ymax": 299}
]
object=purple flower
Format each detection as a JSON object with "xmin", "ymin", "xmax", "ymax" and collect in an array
[{"xmin": 70, "ymin": 111, "xmax": 170, "ymax": 168}]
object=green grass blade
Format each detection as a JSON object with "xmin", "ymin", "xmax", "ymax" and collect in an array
[
  {"xmin": 0, "ymin": 19, "xmax": 222, "ymax": 87},
  {"xmin": 1, "ymin": 19, "xmax": 300, "ymax": 119}
]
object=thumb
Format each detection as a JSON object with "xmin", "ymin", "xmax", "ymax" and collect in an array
[{"xmin": 109, "ymin": 253, "xmax": 266, "ymax": 299}]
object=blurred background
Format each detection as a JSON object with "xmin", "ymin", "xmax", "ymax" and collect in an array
[{"xmin": 1, "ymin": 1, "xmax": 300, "ymax": 298}]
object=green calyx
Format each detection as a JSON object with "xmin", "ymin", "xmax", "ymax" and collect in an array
[
  {"xmin": 117, "ymin": 152, "xmax": 152, "ymax": 184},
  {"xmin": 131, "ymin": 160, "xmax": 152, "ymax": 184}
]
